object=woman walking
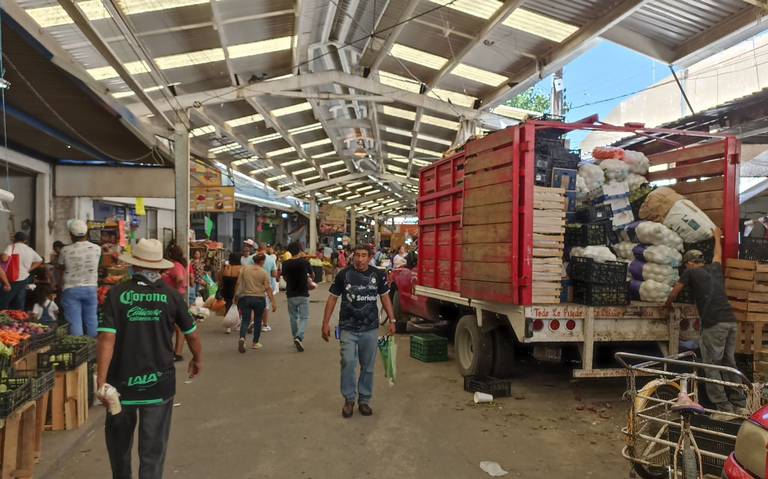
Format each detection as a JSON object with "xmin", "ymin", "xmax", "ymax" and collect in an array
[
  {"xmin": 163, "ymin": 244, "xmax": 188, "ymax": 361},
  {"xmin": 234, "ymin": 254, "xmax": 277, "ymax": 353},
  {"xmin": 189, "ymin": 249, "xmax": 206, "ymax": 301}
]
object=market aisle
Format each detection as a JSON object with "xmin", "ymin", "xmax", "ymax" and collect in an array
[{"xmin": 49, "ymin": 283, "xmax": 629, "ymax": 478}]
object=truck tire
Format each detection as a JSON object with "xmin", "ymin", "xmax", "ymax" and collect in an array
[
  {"xmin": 491, "ymin": 327, "xmax": 516, "ymax": 378},
  {"xmin": 455, "ymin": 315, "xmax": 493, "ymax": 377},
  {"xmin": 392, "ymin": 291, "xmax": 408, "ymax": 334}
]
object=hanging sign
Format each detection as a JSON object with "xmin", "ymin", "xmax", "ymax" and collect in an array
[
  {"xmin": 190, "ymin": 186, "xmax": 236, "ymax": 213},
  {"xmin": 190, "ymin": 162, "xmax": 222, "ymax": 187}
]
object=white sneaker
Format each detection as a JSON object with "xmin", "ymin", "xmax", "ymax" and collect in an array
[
  {"xmin": 225, "ymin": 327, "xmax": 231, "ymax": 334},
  {"xmin": 261, "ymin": 325, "xmax": 272, "ymax": 332},
  {"xmin": 252, "ymin": 342, "xmax": 263, "ymax": 350}
]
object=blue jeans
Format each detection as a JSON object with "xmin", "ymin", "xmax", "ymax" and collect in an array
[
  {"xmin": 62, "ymin": 286, "xmax": 98, "ymax": 337},
  {"xmin": 0, "ymin": 279, "xmax": 29, "ymax": 310},
  {"xmin": 340, "ymin": 328, "xmax": 379, "ymax": 404},
  {"xmin": 287, "ymin": 296, "xmax": 309, "ymax": 341},
  {"xmin": 239, "ymin": 296, "xmax": 266, "ymax": 343}
]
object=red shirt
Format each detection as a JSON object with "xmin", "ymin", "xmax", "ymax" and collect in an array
[{"xmin": 162, "ymin": 261, "xmax": 188, "ymax": 295}]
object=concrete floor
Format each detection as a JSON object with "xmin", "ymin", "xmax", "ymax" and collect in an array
[{"xmin": 49, "ymin": 284, "xmax": 632, "ymax": 478}]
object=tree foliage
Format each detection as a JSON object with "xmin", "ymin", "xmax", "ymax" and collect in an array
[{"xmin": 505, "ymin": 86, "xmax": 571, "ymax": 115}]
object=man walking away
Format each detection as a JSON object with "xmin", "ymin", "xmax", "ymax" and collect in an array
[
  {"xmin": 97, "ymin": 238, "xmax": 202, "ymax": 479},
  {"xmin": 322, "ymin": 244, "xmax": 396, "ymax": 418},
  {"xmin": 281, "ymin": 242, "xmax": 313, "ymax": 352},
  {"xmin": 665, "ymin": 227, "xmax": 746, "ymax": 420},
  {"xmin": 59, "ymin": 220, "xmax": 101, "ymax": 336},
  {"xmin": 259, "ymin": 245, "xmax": 278, "ymax": 332},
  {"xmin": 0, "ymin": 232, "xmax": 43, "ymax": 310}
]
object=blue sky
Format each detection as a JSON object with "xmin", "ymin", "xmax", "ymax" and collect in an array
[{"xmin": 527, "ymin": 40, "xmax": 666, "ymax": 149}]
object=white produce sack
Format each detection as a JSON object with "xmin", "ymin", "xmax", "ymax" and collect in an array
[
  {"xmin": 600, "ymin": 159, "xmax": 630, "ymax": 182},
  {"xmin": 571, "ymin": 245, "xmax": 617, "ymax": 263},
  {"xmin": 629, "ymin": 279, "xmax": 672, "ymax": 303},
  {"xmin": 575, "ymin": 175, "xmax": 588, "ymax": 194},
  {"xmin": 633, "ymin": 244, "xmax": 682, "ymax": 268},
  {"xmin": 621, "ymin": 221, "xmax": 684, "ymax": 252},
  {"xmin": 627, "ymin": 173, "xmax": 648, "ymax": 192},
  {"xmin": 614, "ymin": 241, "xmax": 638, "ymax": 261},
  {"xmin": 222, "ymin": 304, "xmax": 241, "ymax": 328},
  {"xmin": 623, "ymin": 150, "xmax": 650, "ymax": 175},
  {"xmin": 578, "ymin": 163, "xmax": 605, "ymax": 192},
  {"xmin": 663, "ymin": 199, "xmax": 716, "ymax": 244},
  {"xmin": 629, "ymin": 260, "xmax": 679, "ymax": 286}
]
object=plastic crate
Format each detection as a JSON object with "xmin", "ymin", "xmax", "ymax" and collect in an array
[
  {"xmin": 685, "ymin": 238, "xmax": 715, "ymax": 264},
  {"xmin": 9, "ymin": 368, "xmax": 55, "ymax": 400},
  {"xmin": 0, "ymin": 377, "xmax": 31, "ymax": 419},
  {"xmin": 573, "ymin": 281, "xmax": 628, "ymax": 306},
  {"xmin": 463, "ymin": 376, "xmax": 512, "ymax": 398},
  {"xmin": 565, "ymin": 222, "xmax": 610, "ymax": 247},
  {"xmin": 30, "ymin": 328, "xmax": 56, "ymax": 350},
  {"xmin": 38, "ymin": 343, "xmax": 90, "ymax": 371},
  {"xmin": 675, "ymin": 287, "xmax": 695, "ymax": 304},
  {"xmin": 11, "ymin": 338, "xmax": 31, "ymax": 360},
  {"xmin": 740, "ymin": 237, "xmax": 768, "ymax": 261},
  {"xmin": 570, "ymin": 257, "xmax": 628, "ymax": 285},
  {"xmin": 575, "ymin": 205, "xmax": 613, "ymax": 223},
  {"xmin": 55, "ymin": 323, "xmax": 70, "ymax": 337},
  {"xmin": 551, "ymin": 168, "xmax": 577, "ymax": 191},
  {"xmin": 668, "ymin": 415, "xmax": 739, "ymax": 476},
  {"xmin": 410, "ymin": 334, "xmax": 448, "ymax": 362}
]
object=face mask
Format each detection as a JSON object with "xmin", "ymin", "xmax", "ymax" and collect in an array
[{"xmin": 134, "ymin": 270, "xmax": 162, "ymax": 284}]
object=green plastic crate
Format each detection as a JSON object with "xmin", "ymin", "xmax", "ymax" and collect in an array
[{"xmin": 410, "ymin": 334, "xmax": 448, "ymax": 362}]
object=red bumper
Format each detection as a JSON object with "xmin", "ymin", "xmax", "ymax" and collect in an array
[{"xmin": 723, "ymin": 453, "xmax": 757, "ymax": 479}]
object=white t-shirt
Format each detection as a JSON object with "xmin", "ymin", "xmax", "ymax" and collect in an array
[
  {"xmin": 4, "ymin": 242, "xmax": 43, "ymax": 282},
  {"xmin": 32, "ymin": 300, "xmax": 59, "ymax": 322},
  {"xmin": 58, "ymin": 240, "xmax": 101, "ymax": 289}
]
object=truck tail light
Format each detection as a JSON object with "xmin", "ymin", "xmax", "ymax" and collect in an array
[
  {"xmin": 566, "ymin": 320, "xmax": 576, "ymax": 331},
  {"xmin": 533, "ymin": 319, "xmax": 544, "ymax": 331},
  {"xmin": 694, "ymin": 319, "xmax": 701, "ymax": 331},
  {"xmin": 549, "ymin": 319, "xmax": 560, "ymax": 331}
]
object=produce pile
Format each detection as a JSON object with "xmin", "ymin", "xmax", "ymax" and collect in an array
[{"xmin": 0, "ymin": 310, "xmax": 53, "ymax": 360}]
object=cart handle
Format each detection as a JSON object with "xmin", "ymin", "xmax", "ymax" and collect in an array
[{"xmin": 614, "ymin": 351, "xmax": 752, "ymax": 385}]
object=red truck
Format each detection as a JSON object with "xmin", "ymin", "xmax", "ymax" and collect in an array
[{"xmin": 392, "ymin": 118, "xmax": 741, "ymax": 379}]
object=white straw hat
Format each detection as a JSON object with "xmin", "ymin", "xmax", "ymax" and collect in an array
[{"xmin": 118, "ymin": 239, "xmax": 174, "ymax": 270}]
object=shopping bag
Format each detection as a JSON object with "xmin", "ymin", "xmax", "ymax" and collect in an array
[
  {"xmin": 1, "ymin": 246, "xmax": 19, "ymax": 283},
  {"xmin": 222, "ymin": 304, "xmax": 241, "ymax": 328},
  {"xmin": 377, "ymin": 335, "xmax": 397, "ymax": 386},
  {"xmin": 211, "ymin": 298, "xmax": 226, "ymax": 314}
]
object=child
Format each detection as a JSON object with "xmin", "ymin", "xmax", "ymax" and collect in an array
[{"xmin": 32, "ymin": 284, "xmax": 59, "ymax": 325}]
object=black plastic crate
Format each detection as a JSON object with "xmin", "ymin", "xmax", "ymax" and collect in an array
[
  {"xmin": 0, "ymin": 355, "xmax": 9, "ymax": 374},
  {"xmin": 410, "ymin": 334, "xmax": 448, "ymax": 362},
  {"xmin": 55, "ymin": 323, "xmax": 70, "ymax": 337},
  {"xmin": 570, "ymin": 257, "xmax": 628, "ymax": 284},
  {"xmin": 573, "ymin": 281, "xmax": 628, "ymax": 306},
  {"xmin": 675, "ymin": 287, "xmax": 695, "ymax": 304},
  {"xmin": 0, "ymin": 377, "xmax": 31, "ymax": 419},
  {"xmin": 576, "ymin": 204, "xmax": 613, "ymax": 223},
  {"xmin": 463, "ymin": 376, "xmax": 512, "ymax": 398},
  {"xmin": 668, "ymin": 415, "xmax": 740, "ymax": 476},
  {"xmin": 735, "ymin": 353, "xmax": 754, "ymax": 382},
  {"xmin": 565, "ymin": 222, "xmax": 610, "ymax": 247},
  {"xmin": 30, "ymin": 328, "xmax": 56, "ymax": 350},
  {"xmin": 685, "ymin": 238, "xmax": 715, "ymax": 264},
  {"xmin": 11, "ymin": 338, "xmax": 31, "ymax": 360},
  {"xmin": 9, "ymin": 368, "xmax": 55, "ymax": 400},
  {"xmin": 740, "ymin": 237, "xmax": 768, "ymax": 261},
  {"xmin": 38, "ymin": 343, "xmax": 90, "ymax": 371}
]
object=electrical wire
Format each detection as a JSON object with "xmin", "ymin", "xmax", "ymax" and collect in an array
[{"xmin": 0, "ymin": 6, "xmax": 10, "ymax": 192}]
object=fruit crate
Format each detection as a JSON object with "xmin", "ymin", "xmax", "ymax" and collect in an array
[
  {"xmin": 463, "ymin": 376, "xmax": 512, "ymax": 398},
  {"xmin": 0, "ymin": 376, "xmax": 31, "ymax": 419},
  {"xmin": 410, "ymin": 334, "xmax": 448, "ymax": 362},
  {"xmin": 573, "ymin": 281, "xmax": 629, "ymax": 306},
  {"xmin": 37, "ymin": 343, "xmax": 90, "ymax": 371},
  {"xmin": 565, "ymin": 222, "xmax": 610, "ymax": 247},
  {"xmin": 668, "ymin": 414, "xmax": 739, "ymax": 476},
  {"xmin": 740, "ymin": 237, "xmax": 768, "ymax": 261},
  {"xmin": 10, "ymin": 368, "xmax": 55, "ymax": 400},
  {"xmin": 575, "ymin": 204, "xmax": 613, "ymax": 223},
  {"xmin": 11, "ymin": 338, "xmax": 31, "ymax": 361},
  {"xmin": 569, "ymin": 257, "xmax": 628, "ymax": 285},
  {"xmin": 29, "ymin": 328, "xmax": 56, "ymax": 350},
  {"xmin": 55, "ymin": 323, "xmax": 70, "ymax": 337}
]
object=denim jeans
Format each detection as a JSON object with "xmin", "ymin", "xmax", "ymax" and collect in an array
[
  {"xmin": 239, "ymin": 296, "xmax": 266, "ymax": 343},
  {"xmin": 62, "ymin": 286, "xmax": 98, "ymax": 337},
  {"xmin": 105, "ymin": 400, "xmax": 173, "ymax": 479},
  {"xmin": 340, "ymin": 328, "xmax": 379, "ymax": 404},
  {"xmin": 0, "ymin": 280, "xmax": 29, "ymax": 310},
  {"xmin": 287, "ymin": 296, "xmax": 309, "ymax": 341},
  {"xmin": 700, "ymin": 322, "xmax": 745, "ymax": 408}
]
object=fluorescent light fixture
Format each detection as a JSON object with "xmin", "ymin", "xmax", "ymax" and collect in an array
[
  {"xmin": 293, "ymin": 167, "xmax": 317, "ymax": 175},
  {"xmin": 381, "ymin": 106, "xmax": 416, "ymax": 121},
  {"xmin": 267, "ymin": 174, "xmax": 287, "ymax": 182},
  {"xmin": 290, "ymin": 123, "xmax": 323, "ymax": 135},
  {"xmin": 190, "ymin": 125, "xmax": 215, "ymax": 137},
  {"xmin": 327, "ymin": 199, "xmax": 342, "ymax": 204},
  {"xmin": 387, "ymin": 164, "xmax": 408, "ymax": 174},
  {"xmin": 389, "ymin": 156, "xmax": 409, "ymax": 164},
  {"xmin": 390, "ymin": 44, "xmax": 447, "ymax": 70},
  {"xmin": 227, "ymin": 114, "xmax": 263, "ymax": 128},
  {"xmin": 346, "ymin": 195, "xmax": 361, "ymax": 200},
  {"xmin": 379, "ymin": 71, "xmax": 420, "ymax": 93},
  {"xmin": 273, "ymin": 102, "xmax": 312, "ymax": 117},
  {"xmin": 383, "ymin": 126, "xmax": 413, "ymax": 138},
  {"xmin": 326, "ymin": 187, "xmax": 344, "ymax": 193},
  {"xmin": 418, "ymin": 133, "xmax": 452, "ymax": 146},
  {"xmin": 348, "ymin": 182, "xmax": 363, "ymax": 187},
  {"xmin": 328, "ymin": 169, "xmax": 348, "ymax": 177},
  {"xmin": 427, "ymin": 0, "xmax": 500, "ymax": 19},
  {"xmin": 423, "ymin": 114, "xmax": 459, "ymax": 130},
  {"xmin": 450, "ymin": 64, "xmax": 506, "ymax": 87},
  {"xmin": 360, "ymin": 200, "xmax": 376, "ymax": 206},
  {"xmin": 381, "ymin": 106, "xmax": 458, "ymax": 130},
  {"xmin": 412, "ymin": 159, "xmax": 432, "ymax": 167},
  {"xmin": 155, "ymin": 48, "xmax": 225, "ymax": 69},
  {"xmin": 27, "ymin": 0, "xmax": 209, "ymax": 28},
  {"xmin": 356, "ymin": 186, "xmax": 374, "ymax": 192},
  {"xmin": 312, "ymin": 151, "xmax": 337, "ymax": 159},
  {"xmin": 249, "ymin": 132, "xmax": 281, "ymax": 144},
  {"xmin": 209, "ymin": 143, "xmax": 240, "ymax": 154},
  {"xmin": 385, "ymin": 141, "xmax": 411, "ymax": 153},
  {"xmin": 111, "ymin": 83, "xmax": 181, "ymax": 99},
  {"xmin": 365, "ymin": 189, "xmax": 381, "ymax": 195},
  {"xmin": 301, "ymin": 138, "xmax": 332, "ymax": 149},
  {"xmin": 281, "ymin": 159, "xmax": 306, "ymax": 167},
  {"xmin": 231, "ymin": 158, "xmax": 255, "ymax": 167},
  {"xmin": 267, "ymin": 146, "xmax": 296, "ymax": 157},
  {"xmin": 503, "ymin": 9, "xmax": 579, "ymax": 42},
  {"xmin": 337, "ymin": 191, "xmax": 354, "ymax": 197},
  {"xmin": 227, "ymin": 36, "xmax": 292, "ymax": 59},
  {"xmin": 303, "ymin": 175, "xmax": 321, "ymax": 181},
  {"xmin": 250, "ymin": 166, "xmax": 273, "ymax": 174},
  {"xmin": 320, "ymin": 160, "xmax": 345, "ymax": 169}
]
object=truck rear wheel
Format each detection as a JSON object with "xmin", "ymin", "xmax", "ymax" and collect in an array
[
  {"xmin": 491, "ymin": 327, "xmax": 516, "ymax": 378},
  {"xmin": 455, "ymin": 315, "xmax": 493, "ymax": 377}
]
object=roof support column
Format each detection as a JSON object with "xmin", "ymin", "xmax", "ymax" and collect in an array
[
  {"xmin": 309, "ymin": 196, "xmax": 318, "ymax": 255},
  {"xmin": 174, "ymin": 123, "xmax": 190, "ymax": 289},
  {"xmin": 350, "ymin": 208, "xmax": 357, "ymax": 246}
]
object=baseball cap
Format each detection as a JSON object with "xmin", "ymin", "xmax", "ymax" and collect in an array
[
  {"xmin": 67, "ymin": 219, "xmax": 88, "ymax": 237},
  {"xmin": 243, "ymin": 239, "xmax": 256, "ymax": 247},
  {"xmin": 682, "ymin": 250, "xmax": 705, "ymax": 264}
]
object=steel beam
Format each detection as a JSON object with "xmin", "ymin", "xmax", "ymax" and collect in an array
[
  {"xmin": 601, "ymin": 26, "xmax": 676, "ymax": 63},
  {"xmin": 173, "ymin": 124, "xmax": 190, "ymax": 280},
  {"xmin": 255, "ymin": 91, "xmax": 393, "ymax": 102},
  {"xmin": 277, "ymin": 173, "xmax": 369, "ymax": 197},
  {"xmin": 406, "ymin": 108, "xmax": 424, "ymax": 177},
  {"xmin": 336, "ymin": 191, "xmax": 392, "ymax": 207},
  {"xmin": 379, "ymin": 173, "xmax": 418, "ymax": 187},
  {"xmin": 369, "ymin": 0, "xmax": 421, "ymax": 72}
]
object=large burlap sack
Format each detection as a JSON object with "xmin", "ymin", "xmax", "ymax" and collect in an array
[
  {"xmin": 639, "ymin": 187, "xmax": 684, "ymax": 222},
  {"xmin": 663, "ymin": 199, "xmax": 715, "ymax": 243}
]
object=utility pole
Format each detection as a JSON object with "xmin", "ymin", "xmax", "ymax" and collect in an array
[{"xmin": 551, "ymin": 69, "xmax": 564, "ymax": 117}]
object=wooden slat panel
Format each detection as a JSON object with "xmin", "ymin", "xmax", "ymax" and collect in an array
[
  {"xmin": 460, "ymin": 279, "xmax": 516, "ymax": 303},
  {"xmin": 727, "ymin": 268, "xmax": 755, "ymax": 281},
  {"xmin": 465, "ymin": 164, "xmax": 515, "ymax": 190},
  {"xmin": 671, "ymin": 177, "xmax": 725, "ymax": 196},
  {"xmin": 463, "ymin": 182, "xmax": 515, "ymax": 208},
  {"xmin": 463, "ymin": 223, "xmax": 513, "ymax": 243},
  {"xmin": 463, "ymin": 203, "xmax": 514, "ymax": 226},
  {"xmin": 687, "ymin": 191, "xmax": 725, "ymax": 211},
  {"xmin": 461, "ymin": 262, "xmax": 514, "ymax": 282},
  {"xmin": 465, "ymin": 146, "xmax": 515, "ymax": 174},
  {"xmin": 466, "ymin": 130, "xmax": 516, "ymax": 157},
  {"xmin": 462, "ymin": 243, "xmax": 514, "ymax": 263},
  {"xmin": 728, "ymin": 259, "xmax": 757, "ymax": 270},
  {"xmin": 648, "ymin": 141, "xmax": 725, "ymax": 166},
  {"xmin": 647, "ymin": 159, "xmax": 724, "ymax": 182},
  {"xmin": 703, "ymin": 209, "xmax": 723, "ymax": 228}
]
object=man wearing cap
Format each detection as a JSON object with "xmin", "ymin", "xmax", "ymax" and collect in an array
[
  {"xmin": 241, "ymin": 239, "xmax": 256, "ymax": 266},
  {"xmin": 59, "ymin": 220, "xmax": 101, "ymax": 336},
  {"xmin": 0, "ymin": 232, "xmax": 41, "ymax": 310},
  {"xmin": 665, "ymin": 227, "xmax": 746, "ymax": 417},
  {"xmin": 97, "ymin": 238, "xmax": 202, "ymax": 479}
]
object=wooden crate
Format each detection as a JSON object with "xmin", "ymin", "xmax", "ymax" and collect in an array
[
  {"xmin": 0, "ymin": 400, "xmax": 38, "ymax": 479},
  {"xmin": 737, "ymin": 321, "xmax": 768, "ymax": 355},
  {"xmin": 45, "ymin": 363, "xmax": 89, "ymax": 432}
]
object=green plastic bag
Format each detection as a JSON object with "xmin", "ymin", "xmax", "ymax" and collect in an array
[{"xmin": 378, "ymin": 335, "xmax": 397, "ymax": 386}]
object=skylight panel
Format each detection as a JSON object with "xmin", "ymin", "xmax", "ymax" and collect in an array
[
  {"xmin": 389, "ymin": 156, "xmax": 410, "ymax": 164},
  {"xmin": 266, "ymin": 146, "xmax": 296, "ymax": 157},
  {"xmin": 250, "ymin": 166, "xmax": 273, "ymax": 175},
  {"xmin": 390, "ymin": 44, "xmax": 448, "ymax": 70},
  {"xmin": 293, "ymin": 167, "xmax": 317, "ymax": 175},
  {"xmin": 249, "ymin": 132, "xmax": 282, "ymax": 144},
  {"xmin": 427, "ymin": 0, "xmax": 499, "ymax": 19},
  {"xmin": 228, "ymin": 36, "xmax": 293, "ymax": 59},
  {"xmin": 422, "ymin": 114, "xmax": 459, "ymax": 130},
  {"xmin": 450, "ymin": 64, "xmax": 507, "ymax": 87},
  {"xmin": 419, "ymin": 133, "xmax": 452, "ymax": 146},
  {"xmin": 412, "ymin": 159, "xmax": 432, "ymax": 167},
  {"xmin": 301, "ymin": 138, "xmax": 332, "ymax": 149},
  {"xmin": 313, "ymin": 151, "xmax": 337, "ymax": 159},
  {"xmin": 429, "ymin": 88, "xmax": 476, "ymax": 108},
  {"xmin": 209, "ymin": 143, "xmax": 240, "ymax": 154},
  {"xmin": 88, "ymin": 61, "xmax": 150, "ymax": 81},
  {"xmin": 273, "ymin": 102, "xmax": 313, "ymax": 117},
  {"xmin": 328, "ymin": 169, "xmax": 348, "ymax": 177},
  {"xmin": 227, "ymin": 114, "xmax": 263, "ymax": 128},
  {"xmin": 379, "ymin": 71, "xmax": 421, "ymax": 93},
  {"xmin": 154, "ymin": 48, "xmax": 225, "ymax": 69},
  {"xmin": 503, "ymin": 9, "xmax": 579, "ymax": 42},
  {"xmin": 190, "ymin": 125, "xmax": 215, "ymax": 137},
  {"xmin": 27, "ymin": 0, "xmax": 208, "ymax": 28},
  {"xmin": 266, "ymin": 175, "xmax": 287, "ymax": 182},
  {"xmin": 290, "ymin": 123, "xmax": 323, "ymax": 135},
  {"xmin": 381, "ymin": 106, "xmax": 416, "ymax": 121},
  {"xmin": 493, "ymin": 104, "xmax": 538, "ymax": 119},
  {"xmin": 281, "ymin": 159, "xmax": 306, "ymax": 167}
]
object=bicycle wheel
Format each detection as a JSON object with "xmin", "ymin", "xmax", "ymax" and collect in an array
[
  {"xmin": 629, "ymin": 382, "xmax": 680, "ymax": 479},
  {"xmin": 680, "ymin": 435, "xmax": 699, "ymax": 479}
]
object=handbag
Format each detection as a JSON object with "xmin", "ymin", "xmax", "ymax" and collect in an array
[{"xmin": 2, "ymin": 245, "xmax": 20, "ymax": 283}]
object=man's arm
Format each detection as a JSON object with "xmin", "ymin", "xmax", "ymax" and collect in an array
[
  {"xmin": 322, "ymin": 295, "xmax": 338, "ymax": 341},
  {"xmin": 713, "ymin": 226, "xmax": 723, "ymax": 264},
  {"xmin": 0, "ymin": 269, "xmax": 10, "ymax": 292},
  {"xmin": 380, "ymin": 294, "xmax": 397, "ymax": 334},
  {"xmin": 664, "ymin": 282, "xmax": 685, "ymax": 308},
  {"xmin": 185, "ymin": 331, "xmax": 203, "ymax": 378},
  {"xmin": 96, "ymin": 333, "xmax": 116, "ymax": 390}
]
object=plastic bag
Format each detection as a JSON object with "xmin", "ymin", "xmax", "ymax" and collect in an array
[
  {"xmin": 600, "ymin": 159, "xmax": 630, "ymax": 182},
  {"xmin": 210, "ymin": 298, "xmax": 226, "ymax": 314},
  {"xmin": 627, "ymin": 173, "xmax": 648, "ymax": 192},
  {"xmin": 633, "ymin": 244, "xmax": 682, "ymax": 268},
  {"xmin": 629, "ymin": 279, "xmax": 672, "ymax": 303},
  {"xmin": 623, "ymin": 150, "xmax": 649, "ymax": 175},
  {"xmin": 614, "ymin": 241, "xmax": 638, "ymax": 261},
  {"xmin": 629, "ymin": 260, "xmax": 679, "ymax": 286},
  {"xmin": 378, "ymin": 335, "xmax": 397, "ymax": 386},
  {"xmin": 571, "ymin": 245, "xmax": 617, "ymax": 263},
  {"xmin": 578, "ymin": 163, "xmax": 605, "ymax": 192},
  {"xmin": 621, "ymin": 221, "xmax": 684, "ymax": 252},
  {"xmin": 223, "ymin": 304, "xmax": 241, "ymax": 328},
  {"xmin": 663, "ymin": 199, "xmax": 716, "ymax": 243}
]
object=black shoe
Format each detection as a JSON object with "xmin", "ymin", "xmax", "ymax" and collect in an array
[
  {"xmin": 359, "ymin": 403, "xmax": 373, "ymax": 416},
  {"xmin": 238, "ymin": 338, "xmax": 246, "ymax": 354},
  {"xmin": 294, "ymin": 337, "xmax": 304, "ymax": 352},
  {"xmin": 342, "ymin": 401, "xmax": 354, "ymax": 418},
  {"xmin": 174, "ymin": 354, "xmax": 183, "ymax": 362}
]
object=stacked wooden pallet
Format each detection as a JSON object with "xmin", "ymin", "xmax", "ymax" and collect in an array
[
  {"xmin": 725, "ymin": 260, "xmax": 768, "ymax": 356},
  {"xmin": 532, "ymin": 187, "xmax": 566, "ymax": 304}
]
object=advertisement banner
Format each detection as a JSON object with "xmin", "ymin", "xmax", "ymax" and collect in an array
[
  {"xmin": 191, "ymin": 162, "xmax": 222, "ymax": 187},
  {"xmin": 319, "ymin": 205, "xmax": 347, "ymax": 234},
  {"xmin": 191, "ymin": 186, "xmax": 236, "ymax": 213}
]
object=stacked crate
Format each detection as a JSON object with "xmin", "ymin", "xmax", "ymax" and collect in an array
[
  {"xmin": 724, "ymin": 260, "xmax": 768, "ymax": 359},
  {"xmin": 532, "ymin": 187, "xmax": 567, "ymax": 303}
]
